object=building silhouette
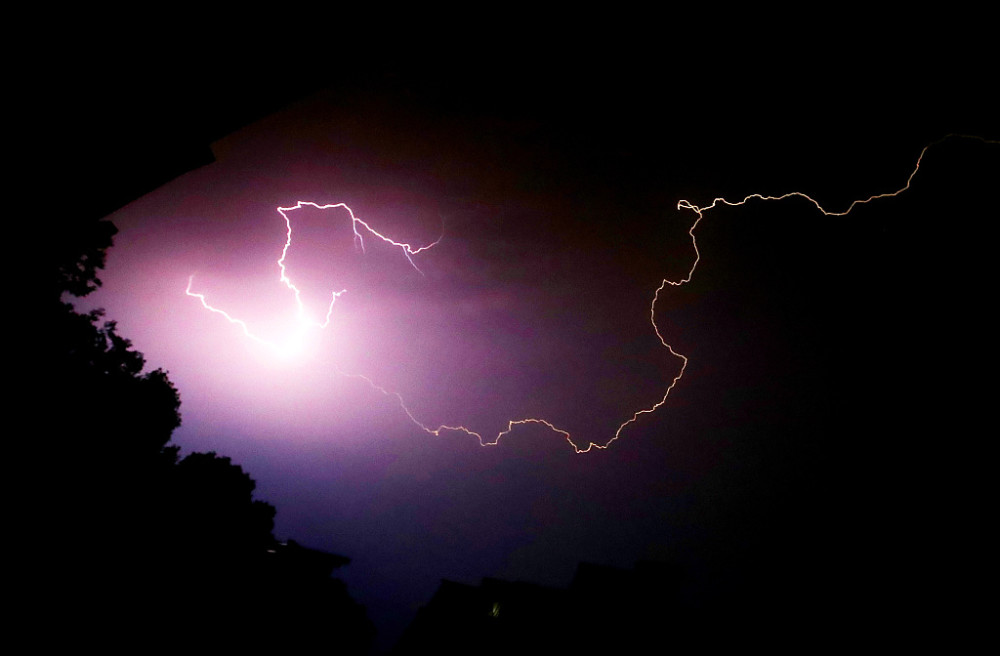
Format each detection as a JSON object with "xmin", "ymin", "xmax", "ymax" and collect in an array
[{"xmin": 395, "ymin": 561, "xmax": 689, "ymax": 655}]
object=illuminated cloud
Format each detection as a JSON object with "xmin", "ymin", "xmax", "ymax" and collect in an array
[{"xmin": 185, "ymin": 134, "xmax": 997, "ymax": 452}]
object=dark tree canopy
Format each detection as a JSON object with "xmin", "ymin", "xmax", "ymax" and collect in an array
[
  {"xmin": 48, "ymin": 215, "xmax": 118, "ymax": 300},
  {"xmin": 52, "ymin": 307, "xmax": 181, "ymax": 462},
  {"xmin": 36, "ymin": 211, "xmax": 373, "ymax": 652}
]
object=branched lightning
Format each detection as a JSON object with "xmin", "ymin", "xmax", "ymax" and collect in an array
[
  {"xmin": 188, "ymin": 134, "xmax": 996, "ymax": 453},
  {"xmin": 277, "ymin": 201, "xmax": 441, "ymax": 278},
  {"xmin": 186, "ymin": 275, "xmax": 288, "ymax": 347},
  {"xmin": 186, "ymin": 201, "xmax": 442, "ymax": 353}
]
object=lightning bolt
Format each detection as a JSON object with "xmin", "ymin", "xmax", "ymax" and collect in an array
[
  {"xmin": 188, "ymin": 134, "xmax": 996, "ymax": 453},
  {"xmin": 186, "ymin": 201, "xmax": 442, "ymax": 353}
]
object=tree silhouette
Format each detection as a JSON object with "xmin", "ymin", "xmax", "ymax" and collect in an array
[
  {"xmin": 45, "ymin": 209, "xmax": 118, "ymax": 301},
  {"xmin": 36, "ymin": 212, "xmax": 373, "ymax": 652}
]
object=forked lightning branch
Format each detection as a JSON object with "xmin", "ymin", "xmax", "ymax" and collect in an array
[{"xmin": 187, "ymin": 135, "xmax": 996, "ymax": 453}]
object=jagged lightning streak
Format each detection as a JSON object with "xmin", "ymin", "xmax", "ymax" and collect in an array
[
  {"xmin": 388, "ymin": 134, "xmax": 996, "ymax": 453},
  {"xmin": 189, "ymin": 135, "xmax": 995, "ymax": 453},
  {"xmin": 186, "ymin": 201, "xmax": 441, "ymax": 354}
]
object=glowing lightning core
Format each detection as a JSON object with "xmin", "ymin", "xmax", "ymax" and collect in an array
[
  {"xmin": 186, "ymin": 202, "xmax": 442, "ymax": 354},
  {"xmin": 188, "ymin": 135, "xmax": 995, "ymax": 453}
]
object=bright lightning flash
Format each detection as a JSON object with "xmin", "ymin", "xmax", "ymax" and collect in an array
[
  {"xmin": 186, "ymin": 202, "xmax": 441, "ymax": 356},
  {"xmin": 187, "ymin": 135, "xmax": 996, "ymax": 452}
]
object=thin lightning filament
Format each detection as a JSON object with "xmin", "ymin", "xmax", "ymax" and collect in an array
[{"xmin": 187, "ymin": 134, "xmax": 996, "ymax": 453}]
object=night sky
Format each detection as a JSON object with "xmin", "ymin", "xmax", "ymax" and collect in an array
[{"xmin": 64, "ymin": 49, "xmax": 996, "ymax": 650}]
